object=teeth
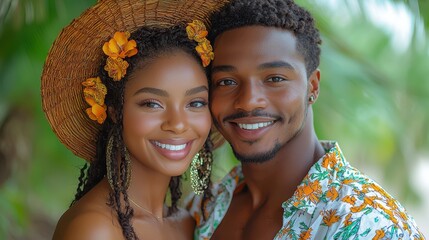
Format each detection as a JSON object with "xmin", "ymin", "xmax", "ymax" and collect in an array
[
  {"xmin": 154, "ymin": 141, "xmax": 186, "ymax": 151},
  {"xmin": 238, "ymin": 121, "xmax": 273, "ymax": 130}
]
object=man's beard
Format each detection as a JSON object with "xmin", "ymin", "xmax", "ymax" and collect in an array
[
  {"xmin": 231, "ymin": 142, "xmax": 282, "ymax": 164},
  {"xmin": 230, "ymin": 105, "xmax": 308, "ymax": 164}
]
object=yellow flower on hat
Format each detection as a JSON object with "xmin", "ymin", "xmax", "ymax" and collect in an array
[
  {"xmin": 195, "ymin": 39, "xmax": 214, "ymax": 67},
  {"xmin": 102, "ymin": 31, "xmax": 138, "ymax": 59},
  {"xmin": 104, "ymin": 57, "xmax": 129, "ymax": 81},
  {"xmin": 86, "ymin": 104, "xmax": 107, "ymax": 124},
  {"xmin": 82, "ymin": 77, "xmax": 107, "ymax": 124},
  {"xmin": 82, "ymin": 77, "xmax": 107, "ymax": 104},
  {"xmin": 186, "ymin": 20, "xmax": 208, "ymax": 43},
  {"xmin": 186, "ymin": 20, "xmax": 214, "ymax": 67}
]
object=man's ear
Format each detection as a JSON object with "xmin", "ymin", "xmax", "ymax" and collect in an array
[
  {"xmin": 308, "ymin": 69, "xmax": 321, "ymax": 103},
  {"xmin": 108, "ymin": 106, "xmax": 117, "ymax": 123}
]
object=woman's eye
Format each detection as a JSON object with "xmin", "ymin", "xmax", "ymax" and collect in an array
[
  {"xmin": 189, "ymin": 100, "xmax": 208, "ymax": 108},
  {"xmin": 139, "ymin": 100, "xmax": 162, "ymax": 109},
  {"xmin": 267, "ymin": 76, "xmax": 286, "ymax": 82},
  {"xmin": 218, "ymin": 79, "xmax": 236, "ymax": 86}
]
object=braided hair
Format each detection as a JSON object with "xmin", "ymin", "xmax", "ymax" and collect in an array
[
  {"xmin": 71, "ymin": 24, "xmax": 212, "ymax": 240},
  {"xmin": 209, "ymin": 0, "xmax": 322, "ymax": 75}
]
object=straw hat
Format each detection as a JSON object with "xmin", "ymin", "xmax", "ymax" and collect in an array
[{"xmin": 41, "ymin": 0, "xmax": 228, "ymax": 161}]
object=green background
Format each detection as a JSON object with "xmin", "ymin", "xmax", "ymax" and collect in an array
[{"xmin": 1, "ymin": 0, "xmax": 428, "ymax": 238}]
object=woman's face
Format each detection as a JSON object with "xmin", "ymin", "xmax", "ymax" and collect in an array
[{"xmin": 122, "ymin": 51, "xmax": 211, "ymax": 177}]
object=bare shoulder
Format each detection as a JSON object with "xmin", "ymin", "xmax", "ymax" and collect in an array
[{"xmin": 52, "ymin": 206, "xmax": 122, "ymax": 240}]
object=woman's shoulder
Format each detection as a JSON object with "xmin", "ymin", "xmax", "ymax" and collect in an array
[
  {"xmin": 52, "ymin": 181, "xmax": 122, "ymax": 240},
  {"xmin": 52, "ymin": 202, "xmax": 122, "ymax": 240}
]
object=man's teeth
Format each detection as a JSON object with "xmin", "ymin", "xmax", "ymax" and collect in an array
[
  {"xmin": 154, "ymin": 142, "xmax": 186, "ymax": 151},
  {"xmin": 238, "ymin": 121, "xmax": 274, "ymax": 130}
]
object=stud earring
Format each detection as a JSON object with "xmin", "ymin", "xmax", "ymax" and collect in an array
[{"xmin": 309, "ymin": 95, "xmax": 315, "ymax": 102}]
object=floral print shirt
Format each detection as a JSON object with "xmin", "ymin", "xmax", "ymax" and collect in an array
[{"xmin": 188, "ymin": 141, "xmax": 425, "ymax": 240}]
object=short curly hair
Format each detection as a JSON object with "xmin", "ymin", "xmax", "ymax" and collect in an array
[{"xmin": 209, "ymin": 0, "xmax": 322, "ymax": 75}]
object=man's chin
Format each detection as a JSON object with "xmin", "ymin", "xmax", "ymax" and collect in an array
[{"xmin": 231, "ymin": 142, "xmax": 281, "ymax": 164}]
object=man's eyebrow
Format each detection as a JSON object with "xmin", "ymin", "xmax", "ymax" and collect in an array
[
  {"xmin": 185, "ymin": 85, "xmax": 208, "ymax": 96},
  {"xmin": 211, "ymin": 65, "xmax": 236, "ymax": 74},
  {"xmin": 133, "ymin": 87, "xmax": 168, "ymax": 97},
  {"xmin": 258, "ymin": 61, "xmax": 295, "ymax": 70}
]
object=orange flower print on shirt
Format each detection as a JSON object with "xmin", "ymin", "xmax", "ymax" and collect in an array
[
  {"xmin": 295, "ymin": 180, "xmax": 322, "ymax": 206},
  {"xmin": 102, "ymin": 31, "xmax": 137, "ymax": 59},
  {"xmin": 322, "ymin": 209, "xmax": 341, "ymax": 227},
  {"xmin": 326, "ymin": 187, "xmax": 339, "ymax": 201},
  {"xmin": 342, "ymin": 178, "xmax": 355, "ymax": 185},
  {"xmin": 321, "ymin": 151, "xmax": 338, "ymax": 169},
  {"xmin": 343, "ymin": 213, "xmax": 353, "ymax": 226},
  {"xmin": 342, "ymin": 195, "xmax": 356, "ymax": 205},
  {"xmin": 372, "ymin": 229, "xmax": 385, "ymax": 240},
  {"xmin": 299, "ymin": 228, "xmax": 312, "ymax": 240}
]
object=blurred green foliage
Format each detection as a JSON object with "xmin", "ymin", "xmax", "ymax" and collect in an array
[{"xmin": 0, "ymin": 0, "xmax": 428, "ymax": 239}]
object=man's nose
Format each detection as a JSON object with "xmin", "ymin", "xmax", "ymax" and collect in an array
[{"xmin": 233, "ymin": 81, "xmax": 268, "ymax": 112}]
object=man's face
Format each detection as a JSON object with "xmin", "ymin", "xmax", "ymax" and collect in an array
[{"xmin": 210, "ymin": 26, "xmax": 316, "ymax": 163}]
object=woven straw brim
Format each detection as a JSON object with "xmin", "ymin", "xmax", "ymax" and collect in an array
[{"xmin": 41, "ymin": 0, "xmax": 229, "ymax": 161}]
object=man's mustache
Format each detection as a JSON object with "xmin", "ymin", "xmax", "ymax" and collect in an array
[{"xmin": 223, "ymin": 109, "xmax": 282, "ymax": 122}]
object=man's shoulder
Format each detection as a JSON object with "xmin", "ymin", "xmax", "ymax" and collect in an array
[{"xmin": 319, "ymin": 171, "xmax": 424, "ymax": 238}]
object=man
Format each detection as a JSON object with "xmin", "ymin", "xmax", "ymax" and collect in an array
[{"xmin": 188, "ymin": 0, "xmax": 425, "ymax": 239}]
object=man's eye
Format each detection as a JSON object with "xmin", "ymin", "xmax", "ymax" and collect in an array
[
  {"xmin": 218, "ymin": 79, "xmax": 237, "ymax": 86},
  {"xmin": 267, "ymin": 76, "xmax": 286, "ymax": 82}
]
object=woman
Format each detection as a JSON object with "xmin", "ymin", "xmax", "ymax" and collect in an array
[{"xmin": 41, "ymin": 0, "xmax": 227, "ymax": 239}]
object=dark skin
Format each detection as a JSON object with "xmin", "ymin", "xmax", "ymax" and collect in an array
[
  {"xmin": 52, "ymin": 179, "xmax": 194, "ymax": 240},
  {"xmin": 52, "ymin": 52, "xmax": 211, "ymax": 240},
  {"xmin": 209, "ymin": 26, "xmax": 325, "ymax": 239}
]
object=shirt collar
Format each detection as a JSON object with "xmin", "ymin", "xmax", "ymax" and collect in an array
[{"xmin": 283, "ymin": 141, "xmax": 346, "ymax": 215}]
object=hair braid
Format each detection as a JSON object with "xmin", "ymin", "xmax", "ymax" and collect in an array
[{"xmin": 169, "ymin": 176, "xmax": 182, "ymax": 214}]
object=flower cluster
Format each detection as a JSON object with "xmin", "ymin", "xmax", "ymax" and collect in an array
[
  {"xmin": 186, "ymin": 20, "xmax": 214, "ymax": 67},
  {"xmin": 103, "ymin": 31, "xmax": 138, "ymax": 80},
  {"xmin": 82, "ymin": 77, "xmax": 107, "ymax": 124},
  {"xmin": 82, "ymin": 31, "xmax": 137, "ymax": 124}
]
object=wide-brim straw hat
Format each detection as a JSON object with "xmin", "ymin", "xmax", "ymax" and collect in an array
[{"xmin": 41, "ymin": 0, "xmax": 228, "ymax": 161}]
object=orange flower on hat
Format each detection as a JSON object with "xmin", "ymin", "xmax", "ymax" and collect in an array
[
  {"xmin": 195, "ymin": 39, "xmax": 214, "ymax": 67},
  {"xmin": 102, "ymin": 31, "xmax": 138, "ymax": 59},
  {"xmin": 82, "ymin": 77, "xmax": 107, "ymax": 124},
  {"xmin": 186, "ymin": 20, "xmax": 208, "ymax": 43},
  {"xmin": 104, "ymin": 57, "xmax": 129, "ymax": 81},
  {"xmin": 186, "ymin": 20, "xmax": 214, "ymax": 67},
  {"xmin": 86, "ymin": 104, "xmax": 107, "ymax": 124}
]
